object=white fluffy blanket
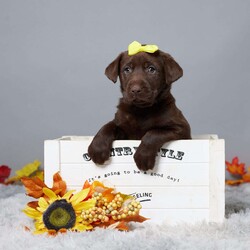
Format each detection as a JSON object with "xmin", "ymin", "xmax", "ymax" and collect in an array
[{"xmin": 1, "ymin": 184, "xmax": 250, "ymax": 250}]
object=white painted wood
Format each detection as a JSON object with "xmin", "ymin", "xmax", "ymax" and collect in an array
[
  {"xmin": 44, "ymin": 135, "xmax": 225, "ymax": 224},
  {"xmin": 209, "ymin": 139, "xmax": 225, "ymax": 223},
  {"xmin": 60, "ymin": 163, "xmax": 209, "ymax": 186},
  {"xmin": 142, "ymin": 209, "xmax": 210, "ymax": 224},
  {"xmin": 59, "ymin": 139, "xmax": 210, "ymax": 164},
  {"xmin": 44, "ymin": 140, "xmax": 60, "ymax": 187},
  {"xmin": 65, "ymin": 186, "xmax": 209, "ymax": 209}
]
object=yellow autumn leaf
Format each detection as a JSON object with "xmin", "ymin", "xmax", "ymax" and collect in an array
[
  {"xmin": 16, "ymin": 160, "xmax": 41, "ymax": 177},
  {"xmin": 34, "ymin": 170, "xmax": 44, "ymax": 181}
]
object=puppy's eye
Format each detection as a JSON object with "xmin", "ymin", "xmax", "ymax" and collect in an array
[
  {"xmin": 123, "ymin": 66, "xmax": 132, "ymax": 74},
  {"xmin": 147, "ymin": 66, "xmax": 156, "ymax": 74}
]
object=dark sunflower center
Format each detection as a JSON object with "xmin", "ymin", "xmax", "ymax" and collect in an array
[{"xmin": 43, "ymin": 199, "xmax": 76, "ymax": 231}]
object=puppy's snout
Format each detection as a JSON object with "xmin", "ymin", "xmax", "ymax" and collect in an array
[{"xmin": 130, "ymin": 85, "xmax": 142, "ymax": 94}]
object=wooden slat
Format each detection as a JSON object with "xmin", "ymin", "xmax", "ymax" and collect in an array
[
  {"xmin": 67, "ymin": 185, "xmax": 209, "ymax": 209},
  {"xmin": 44, "ymin": 140, "xmax": 60, "ymax": 187},
  {"xmin": 60, "ymin": 162, "xmax": 209, "ymax": 186},
  {"xmin": 140, "ymin": 209, "xmax": 210, "ymax": 224},
  {"xmin": 209, "ymin": 139, "xmax": 225, "ymax": 223},
  {"xmin": 59, "ymin": 139, "xmax": 209, "ymax": 164}
]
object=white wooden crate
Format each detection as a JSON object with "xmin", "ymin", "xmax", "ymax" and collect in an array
[{"xmin": 44, "ymin": 135, "xmax": 225, "ymax": 224}]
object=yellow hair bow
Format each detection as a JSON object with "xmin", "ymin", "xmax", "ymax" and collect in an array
[{"xmin": 128, "ymin": 41, "xmax": 159, "ymax": 56}]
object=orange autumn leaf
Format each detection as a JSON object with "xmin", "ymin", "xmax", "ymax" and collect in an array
[
  {"xmin": 4, "ymin": 176, "xmax": 20, "ymax": 185},
  {"xmin": 242, "ymin": 172, "xmax": 250, "ymax": 183},
  {"xmin": 123, "ymin": 214, "xmax": 148, "ymax": 223},
  {"xmin": 52, "ymin": 172, "xmax": 67, "ymax": 197},
  {"xmin": 102, "ymin": 188, "xmax": 116, "ymax": 202},
  {"xmin": 92, "ymin": 181, "xmax": 114, "ymax": 194},
  {"xmin": 94, "ymin": 218, "xmax": 116, "ymax": 228},
  {"xmin": 94, "ymin": 218, "xmax": 126, "ymax": 230},
  {"xmin": 24, "ymin": 226, "xmax": 31, "ymax": 232},
  {"xmin": 83, "ymin": 180, "xmax": 116, "ymax": 201},
  {"xmin": 95, "ymin": 214, "xmax": 148, "ymax": 230},
  {"xmin": 115, "ymin": 221, "xmax": 129, "ymax": 231},
  {"xmin": 225, "ymin": 179, "xmax": 244, "ymax": 186},
  {"xmin": 46, "ymin": 229, "xmax": 67, "ymax": 236},
  {"xmin": 48, "ymin": 230, "xmax": 58, "ymax": 236},
  {"xmin": 83, "ymin": 180, "xmax": 91, "ymax": 189},
  {"xmin": 113, "ymin": 214, "xmax": 149, "ymax": 230},
  {"xmin": 34, "ymin": 170, "xmax": 44, "ymax": 181},
  {"xmin": 226, "ymin": 157, "xmax": 246, "ymax": 176},
  {"xmin": 57, "ymin": 228, "xmax": 67, "ymax": 234},
  {"xmin": 91, "ymin": 180, "xmax": 106, "ymax": 191},
  {"xmin": 21, "ymin": 176, "xmax": 47, "ymax": 198},
  {"xmin": 82, "ymin": 180, "xmax": 94, "ymax": 200},
  {"xmin": 27, "ymin": 201, "xmax": 39, "ymax": 209},
  {"xmin": 22, "ymin": 172, "xmax": 67, "ymax": 199}
]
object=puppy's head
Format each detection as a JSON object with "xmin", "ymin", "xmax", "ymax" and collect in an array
[{"xmin": 105, "ymin": 48, "xmax": 183, "ymax": 108}]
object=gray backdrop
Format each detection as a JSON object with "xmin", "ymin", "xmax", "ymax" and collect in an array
[{"xmin": 1, "ymin": 0, "xmax": 249, "ymax": 172}]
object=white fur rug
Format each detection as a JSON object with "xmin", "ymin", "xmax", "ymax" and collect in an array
[{"xmin": 1, "ymin": 184, "xmax": 250, "ymax": 250}]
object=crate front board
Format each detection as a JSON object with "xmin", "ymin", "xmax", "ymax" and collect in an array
[{"xmin": 44, "ymin": 136, "xmax": 225, "ymax": 224}]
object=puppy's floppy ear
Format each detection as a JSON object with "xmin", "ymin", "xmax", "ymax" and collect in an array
[
  {"xmin": 105, "ymin": 53, "xmax": 123, "ymax": 83},
  {"xmin": 160, "ymin": 51, "xmax": 183, "ymax": 84}
]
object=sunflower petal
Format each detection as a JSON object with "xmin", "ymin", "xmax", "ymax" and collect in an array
[
  {"xmin": 37, "ymin": 197, "xmax": 48, "ymax": 212},
  {"xmin": 33, "ymin": 228, "xmax": 48, "ymax": 235},
  {"xmin": 73, "ymin": 223, "xmax": 93, "ymax": 232},
  {"xmin": 43, "ymin": 187, "xmax": 57, "ymax": 201},
  {"xmin": 23, "ymin": 206, "xmax": 41, "ymax": 219},
  {"xmin": 35, "ymin": 220, "xmax": 46, "ymax": 230},
  {"xmin": 62, "ymin": 190, "xmax": 75, "ymax": 201},
  {"xmin": 76, "ymin": 216, "xmax": 83, "ymax": 223},
  {"xmin": 74, "ymin": 199, "xmax": 96, "ymax": 211},
  {"xmin": 70, "ymin": 188, "xmax": 90, "ymax": 206}
]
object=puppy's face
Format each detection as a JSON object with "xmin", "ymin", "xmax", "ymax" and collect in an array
[
  {"xmin": 119, "ymin": 52, "xmax": 165, "ymax": 107},
  {"xmin": 105, "ymin": 50, "xmax": 183, "ymax": 108}
]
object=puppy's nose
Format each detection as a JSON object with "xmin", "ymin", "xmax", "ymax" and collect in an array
[{"xmin": 131, "ymin": 85, "xmax": 141, "ymax": 94}]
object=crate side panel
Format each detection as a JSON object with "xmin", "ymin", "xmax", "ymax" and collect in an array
[
  {"xmin": 44, "ymin": 140, "xmax": 61, "ymax": 187},
  {"xmin": 209, "ymin": 139, "xmax": 225, "ymax": 223},
  {"xmin": 141, "ymin": 209, "xmax": 210, "ymax": 224},
  {"xmin": 60, "ymin": 140, "xmax": 210, "ymax": 164},
  {"xmin": 67, "ymin": 185, "xmax": 209, "ymax": 209},
  {"xmin": 60, "ymin": 162, "xmax": 209, "ymax": 187}
]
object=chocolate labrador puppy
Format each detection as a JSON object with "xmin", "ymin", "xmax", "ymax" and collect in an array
[{"xmin": 88, "ymin": 44, "xmax": 191, "ymax": 171}]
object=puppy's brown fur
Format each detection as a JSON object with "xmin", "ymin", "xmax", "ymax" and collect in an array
[{"xmin": 88, "ymin": 49, "xmax": 191, "ymax": 170}]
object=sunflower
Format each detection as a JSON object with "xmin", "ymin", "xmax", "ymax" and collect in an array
[
  {"xmin": 23, "ymin": 187, "xmax": 96, "ymax": 234},
  {"xmin": 22, "ymin": 173, "xmax": 148, "ymax": 233}
]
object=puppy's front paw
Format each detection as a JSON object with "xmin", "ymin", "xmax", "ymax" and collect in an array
[
  {"xmin": 134, "ymin": 146, "xmax": 156, "ymax": 171},
  {"xmin": 88, "ymin": 140, "xmax": 111, "ymax": 165}
]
